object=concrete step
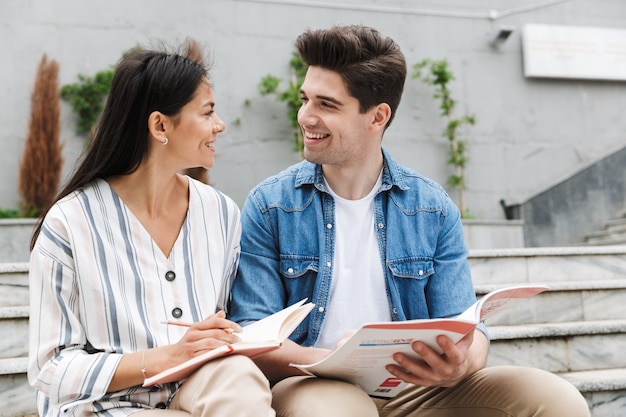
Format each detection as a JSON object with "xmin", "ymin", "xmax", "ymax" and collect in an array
[
  {"xmin": 0, "ymin": 262, "xmax": 29, "ymax": 308},
  {"xmin": 468, "ymin": 245, "xmax": 626, "ymax": 286},
  {"xmin": 558, "ymin": 368, "xmax": 626, "ymax": 417},
  {"xmin": 475, "ymin": 280, "xmax": 626, "ymax": 325},
  {"xmin": 0, "ymin": 306, "xmax": 29, "ymax": 359},
  {"xmin": 4, "ymin": 246, "xmax": 626, "ymax": 417},
  {"xmin": 0, "ymin": 357, "xmax": 37, "ymax": 417},
  {"xmin": 585, "ymin": 234, "xmax": 626, "ymax": 246},
  {"xmin": 488, "ymin": 319, "xmax": 626, "ymax": 372},
  {"xmin": 584, "ymin": 217, "xmax": 626, "ymax": 245}
]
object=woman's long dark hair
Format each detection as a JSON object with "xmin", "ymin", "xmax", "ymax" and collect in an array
[{"xmin": 30, "ymin": 39, "xmax": 210, "ymax": 250}]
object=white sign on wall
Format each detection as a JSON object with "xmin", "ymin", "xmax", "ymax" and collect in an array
[{"xmin": 522, "ymin": 24, "xmax": 626, "ymax": 81}]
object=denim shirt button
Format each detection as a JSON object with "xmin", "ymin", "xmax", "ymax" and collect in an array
[
  {"xmin": 378, "ymin": 223, "xmax": 384, "ymax": 228},
  {"xmin": 418, "ymin": 270, "xmax": 424, "ymax": 275},
  {"xmin": 326, "ymin": 262, "xmax": 331, "ymax": 267},
  {"xmin": 318, "ymin": 306, "xmax": 324, "ymax": 313},
  {"xmin": 326, "ymin": 223, "xmax": 332, "ymax": 229},
  {"xmin": 288, "ymin": 268, "xmax": 294, "ymax": 274}
]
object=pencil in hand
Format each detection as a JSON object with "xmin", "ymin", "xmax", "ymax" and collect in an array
[{"xmin": 161, "ymin": 320, "xmax": 237, "ymax": 334}]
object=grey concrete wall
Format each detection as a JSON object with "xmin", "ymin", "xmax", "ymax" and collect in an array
[
  {"xmin": 3, "ymin": 0, "xmax": 626, "ymax": 223},
  {"xmin": 522, "ymin": 144, "xmax": 626, "ymax": 247}
]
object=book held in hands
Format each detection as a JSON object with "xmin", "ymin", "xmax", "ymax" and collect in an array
[
  {"xmin": 291, "ymin": 284, "xmax": 549, "ymax": 398},
  {"xmin": 143, "ymin": 298, "xmax": 314, "ymax": 386}
]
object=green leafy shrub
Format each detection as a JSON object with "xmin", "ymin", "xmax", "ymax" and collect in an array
[
  {"xmin": 257, "ymin": 51, "xmax": 306, "ymax": 157},
  {"xmin": 61, "ymin": 69, "xmax": 114, "ymax": 135},
  {"xmin": 413, "ymin": 59, "xmax": 476, "ymax": 217}
]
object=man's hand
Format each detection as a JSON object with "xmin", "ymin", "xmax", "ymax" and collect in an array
[{"xmin": 384, "ymin": 329, "xmax": 488, "ymax": 388}]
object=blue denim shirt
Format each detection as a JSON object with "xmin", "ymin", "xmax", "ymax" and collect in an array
[{"xmin": 229, "ymin": 148, "xmax": 487, "ymax": 346}]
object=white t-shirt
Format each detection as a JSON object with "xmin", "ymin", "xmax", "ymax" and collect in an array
[{"xmin": 315, "ymin": 173, "xmax": 391, "ymax": 349}]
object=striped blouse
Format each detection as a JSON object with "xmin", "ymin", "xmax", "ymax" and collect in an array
[{"xmin": 28, "ymin": 177, "xmax": 241, "ymax": 417}]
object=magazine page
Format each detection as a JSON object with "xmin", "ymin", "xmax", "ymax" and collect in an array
[
  {"xmin": 292, "ymin": 285, "xmax": 549, "ymax": 398},
  {"xmin": 292, "ymin": 318, "xmax": 476, "ymax": 397},
  {"xmin": 457, "ymin": 284, "xmax": 549, "ymax": 323}
]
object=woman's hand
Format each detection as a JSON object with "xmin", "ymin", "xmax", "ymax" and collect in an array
[
  {"xmin": 109, "ymin": 311, "xmax": 243, "ymax": 392},
  {"xmin": 169, "ymin": 310, "xmax": 242, "ymax": 363}
]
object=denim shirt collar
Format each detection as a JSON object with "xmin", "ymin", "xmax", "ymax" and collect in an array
[{"xmin": 294, "ymin": 147, "xmax": 411, "ymax": 194}]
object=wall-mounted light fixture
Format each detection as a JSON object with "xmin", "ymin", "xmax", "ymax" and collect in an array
[{"xmin": 488, "ymin": 25, "xmax": 515, "ymax": 47}]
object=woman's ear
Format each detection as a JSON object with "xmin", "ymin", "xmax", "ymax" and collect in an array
[{"xmin": 148, "ymin": 111, "xmax": 168, "ymax": 144}]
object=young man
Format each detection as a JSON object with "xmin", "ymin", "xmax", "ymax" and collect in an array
[{"xmin": 229, "ymin": 25, "xmax": 589, "ymax": 417}]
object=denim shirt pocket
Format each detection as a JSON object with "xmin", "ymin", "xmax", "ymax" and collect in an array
[
  {"xmin": 279, "ymin": 257, "xmax": 319, "ymax": 279},
  {"xmin": 386, "ymin": 259, "xmax": 435, "ymax": 320},
  {"xmin": 278, "ymin": 256, "xmax": 320, "ymax": 342},
  {"xmin": 387, "ymin": 259, "xmax": 434, "ymax": 280}
]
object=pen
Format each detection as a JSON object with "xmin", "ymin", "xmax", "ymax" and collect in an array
[
  {"xmin": 161, "ymin": 320, "xmax": 192, "ymax": 328},
  {"xmin": 160, "ymin": 320, "xmax": 236, "ymax": 334}
]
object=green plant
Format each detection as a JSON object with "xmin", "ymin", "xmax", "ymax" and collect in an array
[
  {"xmin": 413, "ymin": 59, "xmax": 476, "ymax": 217},
  {"xmin": 0, "ymin": 208, "xmax": 21, "ymax": 218},
  {"xmin": 257, "ymin": 51, "xmax": 306, "ymax": 157},
  {"xmin": 61, "ymin": 69, "xmax": 114, "ymax": 135}
]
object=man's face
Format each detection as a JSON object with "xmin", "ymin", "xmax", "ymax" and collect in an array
[{"xmin": 297, "ymin": 66, "xmax": 377, "ymax": 167}]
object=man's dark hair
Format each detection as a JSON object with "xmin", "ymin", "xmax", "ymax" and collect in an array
[{"xmin": 295, "ymin": 25, "xmax": 407, "ymax": 128}]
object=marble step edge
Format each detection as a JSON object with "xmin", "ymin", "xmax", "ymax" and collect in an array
[
  {"xmin": 585, "ymin": 236, "xmax": 626, "ymax": 246},
  {"xmin": 0, "ymin": 305, "xmax": 29, "ymax": 319},
  {"xmin": 468, "ymin": 244, "xmax": 626, "ymax": 258},
  {"xmin": 475, "ymin": 279, "xmax": 626, "ymax": 295},
  {"xmin": 557, "ymin": 367, "xmax": 626, "ymax": 393},
  {"xmin": 0, "ymin": 262, "xmax": 29, "ymax": 274},
  {"xmin": 0, "ymin": 356, "xmax": 27, "ymax": 375},
  {"xmin": 489, "ymin": 319, "xmax": 626, "ymax": 340},
  {"xmin": 585, "ymin": 229, "xmax": 626, "ymax": 240},
  {"xmin": 1, "ymin": 248, "xmax": 624, "ymax": 270},
  {"xmin": 1, "ymin": 245, "xmax": 626, "ymax": 270}
]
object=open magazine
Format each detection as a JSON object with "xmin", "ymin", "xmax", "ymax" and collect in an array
[
  {"xmin": 291, "ymin": 284, "xmax": 549, "ymax": 398},
  {"xmin": 144, "ymin": 298, "xmax": 314, "ymax": 386}
]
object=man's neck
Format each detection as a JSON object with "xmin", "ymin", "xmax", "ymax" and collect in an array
[{"xmin": 322, "ymin": 154, "xmax": 384, "ymax": 200}]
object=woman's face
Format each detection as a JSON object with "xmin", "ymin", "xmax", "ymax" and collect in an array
[{"xmin": 167, "ymin": 80, "xmax": 225, "ymax": 170}]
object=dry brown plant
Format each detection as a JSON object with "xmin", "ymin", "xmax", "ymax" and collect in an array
[{"xmin": 18, "ymin": 54, "xmax": 63, "ymax": 217}]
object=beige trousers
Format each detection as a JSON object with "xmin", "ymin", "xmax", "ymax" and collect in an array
[
  {"xmin": 135, "ymin": 355, "xmax": 275, "ymax": 417},
  {"xmin": 271, "ymin": 366, "xmax": 590, "ymax": 417}
]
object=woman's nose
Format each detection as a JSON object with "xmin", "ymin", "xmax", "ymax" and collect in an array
[{"xmin": 213, "ymin": 115, "xmax": 226, "ymax": 133}]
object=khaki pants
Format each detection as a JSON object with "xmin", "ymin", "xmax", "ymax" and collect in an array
[
  {"xmin": 271, "ymin": 366, "xmax": 590, "ymax": 417},
  {"xmin": 136, "ymin": 355, "xmax": 275, "ymax": 417}
]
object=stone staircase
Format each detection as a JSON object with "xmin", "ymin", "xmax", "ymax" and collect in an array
[
  {"xmin": 585, "ymin": 212, "xmax": 626, "ymax": 245},
  {"xmin": 0, "ymin": 262, "xmax": 34, "ymax": 417},
  {"xmin": 3, "ymin": 245, "xmax": 626, "ymax": 416},
  {"xmin": 470, "ymin": 245, "xmax": 626, "ymax": 417}
]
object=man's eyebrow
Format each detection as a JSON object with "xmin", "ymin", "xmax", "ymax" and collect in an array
[
  {"xmin": 203, "ymin": 101, "xmax": 215, "ymax": 108},
  {"xmin": 300, "ymin": 89, "xmax": 343, "ymax": 106},
  {"xmin": 317, "ymin": 95, "xmax": 343, "ymax": 106}
]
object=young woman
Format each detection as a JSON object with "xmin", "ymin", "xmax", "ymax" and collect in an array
[{"xmin": 28, "ymin": 39, "xmax": 274, "ymax": 417}]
